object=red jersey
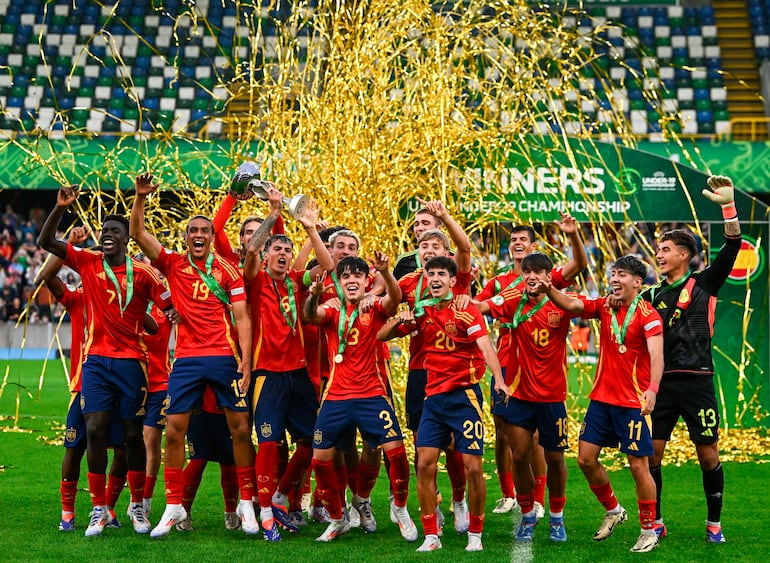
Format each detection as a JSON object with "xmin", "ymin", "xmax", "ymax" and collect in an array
[
  {"xmin": 65, "ymin": 246, "xmax": 171, "ymax": 360},
  {"xmin": 400, "ymin": 269, "xmax": 471, "ymax": 371},
  {"xmin": 59, "ymin": 286, "xmax": 86, "ymax": 393},
  {"xmin": 144, "ymin": 304, "xmax": 172, "ymax": 393},
  {"xmin": 416, "ymin": 303, "xmax": 488, "ymax": 396},
  {"xmin": 320, "ymin": 300, "xmax": 391, "ymax": 401},
  {"xmin": 486, "ymin": 289, "xmax": 574, "ymax": 402},
  {"xmin": 478, "ymin": 266, "xmax": 568, "ymax": 381},
  {"xmin": 248, "ymin": 269, "xmax": 308, "ymax": 372},
  {"xmin": 581, "ymin": 296, "xmax": 663, "ymax": 408},
  {"xmin": 154, "ymin": 248, "xmax": 246, "ymax": 359}
]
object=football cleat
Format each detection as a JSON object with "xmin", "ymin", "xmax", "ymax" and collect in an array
[
  {"xmin": 533, "ymin": 501, "xmax": 545, "ymax": 520},
  {"xmin": 309, "ymin": 505, "xmax": 331, "ymax": 523},
  {"xmin": 549, "ymin": 516, "xmax": 567, "ymax": 542},
  {"xmin": 176, "ymin": 517, "xmax": 193, "ymax": 532},
  {"xmin": 706, "ymin": 524, "xmax": 726, "ymax": 543},
  {"xmin": 436, "ymin": 505, "xmax": 445, "ymax": 537},
  {"xmin": 652, "ymin": 521, "xmax": 667, "ymax": 540},
  {"xmin": 416, "ymin": 534, "xmax": 442, "ymax": 552},
  {"xmin": 106, "ymin": 508, "xmax": 122, "ymax": 529},
  {"xmin": 127, "ymin": 502, "xmax": 151, "ymax": 534},
  {"xmin": 59, "ymin": 513, "xmax": 75, "ymax": 532},
  {"xmin": 492, "ymin": 497, "xmax": 518, "ymax": 514},
  {"xmin": 224, "ymin": 511, "xmax": 241, "ymax": 530},
  {"xmin": 238, "ymin": 499, "xmax": 260, "ymax": 535},
  {"xmin": 465, "ymin": 532, "xmax": 483, "ymax": 552},
  {"xmin": 453, "ymin": 499, "xmax": 470, "ymax": 534},
  {"xmin": 593, "ymin": 507, "xmax": 627, "ymax": 541},
  {"xmin": 142, "ymin": 497, "xmax": 152, "ymax": 517},
  {"xmin": 261, "ymin": 519, "xmax": 282, "ymax": 542},
  {"xmin": 347, "ymin": 503, "xmax": 361, "ymax": 528},
  {"xmin": 271, "ymin": 503, "xmax": 299, "ymax": 533},
  {"xmin": 85, "ymin": 506, "xmax": 108, "ymax": 537},
  {"xmin": 393, "ymin": 505, "xmax": 418, "ymax": 542},
  {"xmin": 316, "ymin": 517, "xmax": 351, "ymax": 542},
  {"xmin": 150, "ymin": 504, "xmax": 187, "ymax": 538},
  {"xmin": 515, "ymin": 514, "xmax": 537, "ymax": 542},
  {"xmin": 630, "ymin": 531, "xmax": 659, "ymax": 553},
  {"xmin": 389, "ymin": 499, "xmax": 398, "ymax": 524},
  {"xmin": 353, "ymin": 495, "xmax": 377, "ymax": 533},
  {"xmin": 288, "ymin": 510, "xmax": 308, "ymax": 528}
]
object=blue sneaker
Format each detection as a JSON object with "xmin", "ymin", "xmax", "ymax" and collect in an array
[
  {"xmin": 271, "ymin": 504, "xmax": 299, "ymax": 533},
  {"xmin": 653, "ymin": 522, "xmax": 667, "ymax": 540},
  {"xmin": 515, "ymin": 515, "xmax": 537, "ymax": 542},
  {"xmin": 549, "ymin": 517, "xmax": 567, "ymax": 542},
  {"xmin": 262, "ymin": 520, "xmax": 282, "ymax": 542},
  {"xmin": 706, "ymin": 524, "xmax": 725, "ymax": 543},
  {"xmin": 106, "ymin": 508, "xmax": 122, "ymax": 529},
  {"xmin": 59, "ymin": 515, "xmax": 75, "ymax": 531}
]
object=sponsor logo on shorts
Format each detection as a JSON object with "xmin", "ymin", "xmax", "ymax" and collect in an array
[
  {"xmin": 628, "ymin": 442, "xmax": 639, "ymax": 452},
  {"xmin": 314, "ymin": 429, "xmax": 323, "ymax": 445},
  {"xmin": 467, "ymin": 441, "xmax": 481, "ymax": 451},
  {"xmin": 66, "ymin": 427, "xmax": 77, "ymax": 443}
]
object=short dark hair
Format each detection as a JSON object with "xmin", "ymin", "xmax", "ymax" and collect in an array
[
  {"xmin": 424, "ymin": 255, "xmax": 457, "ymax": 277},
  {"xmin": 521, "ymin": 252, "xmax": 553, "ymax": 273},
  {"xmin": 660, "ymin": 229, "xmax": 698, "ymax": 260},
  {"xmin": 264, "ymin": 234, "xmax": 293, "ymax": 251},
  {"xmin": 102, "ymin": 214, "xmax": 129, "ymax": 234},
  {"xmin": 318, "ymin": 225, "xmax": 347, "ymax": 244},
  {"xmin": 337, "ymin": 256, "xmax": 369, "ymax": 277},
  {"xmin": 239, "ymin": 216, "xmax": 262, "ymax": 237},
  {"xmin": 186, "ymin": 215, "xmax": 213, "ymax": 233},
  {"xmin": 510, "ymin": 225, "xmax": 536, "ymax": 243},
  {"xmin": 613, "ymin": 255, "xmax": 648, "ymax": 279}
]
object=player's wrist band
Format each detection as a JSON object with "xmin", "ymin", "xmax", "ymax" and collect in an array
[
  {"xmin": 647, "ymin": 381, "xmax": 660, "ymax": 394},
  {"xmin": 721, "ymin": 202, "xmax": 737, "ymax": 221}
]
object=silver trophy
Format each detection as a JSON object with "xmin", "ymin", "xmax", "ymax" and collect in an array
[
  {"xmin": 249, "ymin": 180, "xmax": 308, "ymax": 220},
  {"xmin": 230, "ymin": 161, "xmax": 308, "ymax": 219}
]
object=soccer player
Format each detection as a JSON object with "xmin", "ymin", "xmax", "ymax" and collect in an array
[
  {"xmin": 39, "ymin": 228, "xmax": 128, "ymax": 532},
  {"xmin": 304, "ymin": 253, "xmax": 418, "ymax": 543},
  {"xmin": 243, "ymin": 185, "xmax": 334, "ymax": 541},
  {"xmin": 641, "ymin": 175, "xmax": 741, "ymax": 543},
  {"xmin": 393, "ymin": 206, "xmax": 443, "ymax": 280},
  {"xmin": 129, "ymin": 172, "xmax": 258, "ymax": 538},
  {"xmin": 476, "ymin": 217, "xmax": 586, "ymax": 516},
  {"xmin": 541, "ymin": 255, "xmax": 664, "ymax": 553},
  {"xmin": 39, "ymin": 186, "xmax": 173, "ymax": 537},
  {"xmin": 476, "ymin": 252, "xmax": 579, "ymax": 543},
  {"xmin": 379, "ymin": 256, "xmax": 509, "ymax": 553}
]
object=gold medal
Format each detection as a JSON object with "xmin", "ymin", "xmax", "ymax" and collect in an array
[
  {"xmin": 334, "ymin": 354, "xmax": 344, "ymax": 364},
  {"xmin": 618, "ymin": 344, "xmax": 627, "ymax": 354}
]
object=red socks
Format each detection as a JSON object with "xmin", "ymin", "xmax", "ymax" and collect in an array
[
  {"xmin": 312, "ymin": 458, "xmax": 342, "ymax": 520},
  {"xmin": 385, "ymin": 446, "xmax": 410, "ymax": 507},
  {"xmin": 590, "ymin": 482, "xmax": 619, "ymax": 511}
]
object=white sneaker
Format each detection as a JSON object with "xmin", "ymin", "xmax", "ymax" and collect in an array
[
  {"xmin": 142, "ymin": 497, "xmax": 152, "ymax": 517},
  {"xmin": 309, "ymin": 505, "xmax": 331, "ymax": 523},
  {"xmin": 347, "ymin": 503, "xmax": 361, "ymax": 528},
  {"xmin": 393, "ymin": 505, "xmax": 418, "ymax": 542},
  {"xmin": 316, "ymin": 517, "xmax": 351, "ymax": 542},
  {"xmin": 389, "ymin": 499, "xmax": 398, "ymax": 524},
  {"xmin": 127, "ymin": 502, "xmax": 151, "ymax": 534},
  {"xmin": 453, "ymin": 499, "xmax": 470, "ymax": 534},
  {"xmin": 352, "ymin": 495, "xmax": 377, "ymax": 533},
  {"xmin": 466, "ymin": 532, "xmax": 483, "ymax": 552},
  {"xmin": 237, "ymin": 499, "xmax": 260, "ymax": 535},
  {"xmin": 436, "ymin": 505, "xmax": 445, "ymax": 537},
  {"xmin": 416, "ymin": 534, "xmax": 442, "ymax": 552},
  {"xmin": 630, "ymin": 530, "xmax": 659, "ymax": 553},
  {"xmin": 150, "ymin": 504, "xmax": 187, "ymax": 538},
  {"xmin": 593, "ymin": 506, "xmax": 628, "ymax": 541},
  {"xmin": 534, "ymin": 501, "xmax": 545, "ymax": 520},
  {"xmin": 224, "ymin": 511, "xmax": 241, "ymax": 530},
  {"xmin": 85, "ymin": 506, "xmax": 108, "ymax": 537},
  {"xmin": 492, "ymin": 496, "xmax": 517, "ymax": 514}
]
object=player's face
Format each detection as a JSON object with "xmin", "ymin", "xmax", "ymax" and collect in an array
[
  {"xmin": 339, "ymin": 270, "xmax": 367, "ymax": 303},
  {"xmin": 265, "ymin": 240, "xmax": 294, "ymax": 275},
  {"xmin": 522, "ymin": 268, "xmax": 551, "ymax": 298},
  {"xmin": 425, "ymin": 267, "xmax": 456, "ymax": 298},
  {"xmin": 413, "ymin": 212, "xmax": 440, "ymax": 239},
  {"xmin": 417, "ymin": 237, "xmax": 449, "ymax": 264},
  {"xmin": 509, "ymin": 231, "xmax": 536, "ymax": 262},
  {"xmin": 100, "ymin": 220, "xmax": 128, "ymax": 259},
  {"xmin": 655, "ymin": 240, "xmax": 688, "ymax": 277},
  {"xmin": 185, "ymin": 218, "xmax": 214, "ymax": 259},
  {"xmin": 609, "ymin": 268, "xmax": 642, "ymax": 303},
  {"xmin": 240, "ymin": 219, "xmax": 262, "ymax": 249},
  {"xmin": 330, "ymin": 236, "xmax": 359, "ymax": 265}
]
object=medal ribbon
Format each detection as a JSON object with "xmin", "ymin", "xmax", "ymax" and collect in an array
[
  {"xmin": 270, "ymin": 272, "xmax": 297, "ymax": 331},
  {"xmin": 331, "ymin": 271, "xmax": 345, "ymax": 301},
  {"xmin": 497, "ymin": 274, "xmax": 524, "ymax": 329},
  {"xmin": 512, "ymin": 294, "xmax": 549, "ymax": 328},
  {"xmin": 102, "ymin": 256, "xmax": 134, "ymax": 317},
  {"xmin": 649, "ymin": 271, "xmax": 691, "ymax": 303},
  {"xmin": 611, "ymin": 294, "xmax": 642, "ymax": 347},
  {"xmin": 188, "ymin": 253, "xmax": 234, "ymax": 325},
  {"xmin": 413, "ymin": 270, "xmax": 435, "ymax": 317},
  {"xmin": 336, "ymin": 304, "xmax": 360, "ymax": 357}
]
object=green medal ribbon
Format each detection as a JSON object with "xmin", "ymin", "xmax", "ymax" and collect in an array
[
  {"xmin": 415, "ymin": 291, "xmax": 453, "ymax": 311},
  {"xmin": 413, "ymin": 271, "xmax": 434, "ymax": 317},
  {"xmin": 611, "ymin": 294, "xmax": 642, "ymax": 347},
  {"xmin": 336, "ymin": 304, "xmax": 360, "ymax": 358},
  {"xmin": 331, "ymin": 271, "xmax": 345, "ymax": 301},
  {"xmin": 270, "ymin": 272, "xmax": 298, "ymax": 332},
  {"xmin": 188, "ymin": 253, "xmax": 234, "ymax": 325},
  {"xmin": 102, "ymin": 256, "xmax": 134, "ymax": 317},
  {"xmin": 495, "ymin": 274, "xmax": 524, "ymax": 329},
  {"xmin": 512, "ymin": 295, "xmax": 549, "ymax": 328},
  {"xmin": 648, "ymin": 271, "xmax": 692, "ymax": 303}
]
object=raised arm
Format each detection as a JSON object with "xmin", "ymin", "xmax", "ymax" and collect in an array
[
  {"xmin": 422, "ymin": 199, "xmax": 471, "ymax": 273},
  {"xmin": 299, "ymin": 199, "xmax": 334, "ymax": 277},
  {"xmin": 303, "ymin": 273, "xmax": 328, "ymax": 325},
  {"xmin": 556, "ymin": 212, "xmax": 588, "ymax": 282},
  {"xmin": 370, "ymin": 251, "xmax": 402, "ymax": 314},
  {"xmin": 243, "ymin": 186, "xmax": 283, "ymax": 281},
  {"xmin": 37, "ymin": 185, "xmax": 80, "ymax": 259},
  {"xmin": 37, "ymin": 226, "xmax": 90, "ymax": 299},
  {"xmin": 129, "ymin": 172, "xmax": 163, "ymax": 261}
]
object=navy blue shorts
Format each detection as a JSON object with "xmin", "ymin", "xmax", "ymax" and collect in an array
[
  {"xmin": 580, "ymin": 400, "xmax": 653, "ymax": 457},
  {"xmin": 490, "ymin": 367, "xmax": 508, "ymax": 417},
  {"xmin": 313, "ymin": 396, "xmax": 403, "ymax": 450},
  {"xmin": 167, "ymin": 356, "xmax": 249, "ymax": 415},
  {"xmin": 144, "ymin": 390, "xmax": 168, "ymax": 429},
  {"xmin": 252, "ymin": 368, "xmax": 318, "ymax": 444},
  {"xmin": 405, "ymin": 369, "xmax": 427, "ymax": 431},
  {"xmin": 416, "ymin": 385, "xmax": 485, "ymax": 455},
  {"xmin": 503, "ymin": 397, "xmax": 569, "ymax": 451},
  {"xmin": 80, "ymin": 355, "xmax": 147, "ymax": 420},
  {"xmin": 187, "ymin": 411, "xmax": 234, "ymax": 464},
  {"xmin": 65, "ymin": 392, "xmax": 124, "ymax": 449}
]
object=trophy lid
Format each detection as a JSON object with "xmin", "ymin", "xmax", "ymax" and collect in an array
[{"xmin": 230, "ymin": 161, "xmax": 261, "ymax": 200}]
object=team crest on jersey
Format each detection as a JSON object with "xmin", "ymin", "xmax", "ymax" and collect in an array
[
  {"xmin": 213, "ymin": 269, "xmax": 223, "ymax": 283},
  {"xmin": 260, "ymin": 422, "xmax": 273, "ymax": 438},
  {"xmin": 359, "ymin": 312, "xmax": 372, "ymax": 326},
  {"xmin": 314, "ymin": 429, "xmax": 323, "ymax": 445},
  {"xmin": 65, "ymin": 427, "xmax": 77, "ymax": 443},
  {"xmin": 678, "ymin": 287, "xmax": 691, "ymax": 304},
  {"xmin": 444, "ymin": 321, "xmax": 457, "ymax": 336},
  {"xmin": 548, "ymin": 311, "xmax": 561, "ymax": 327}
]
